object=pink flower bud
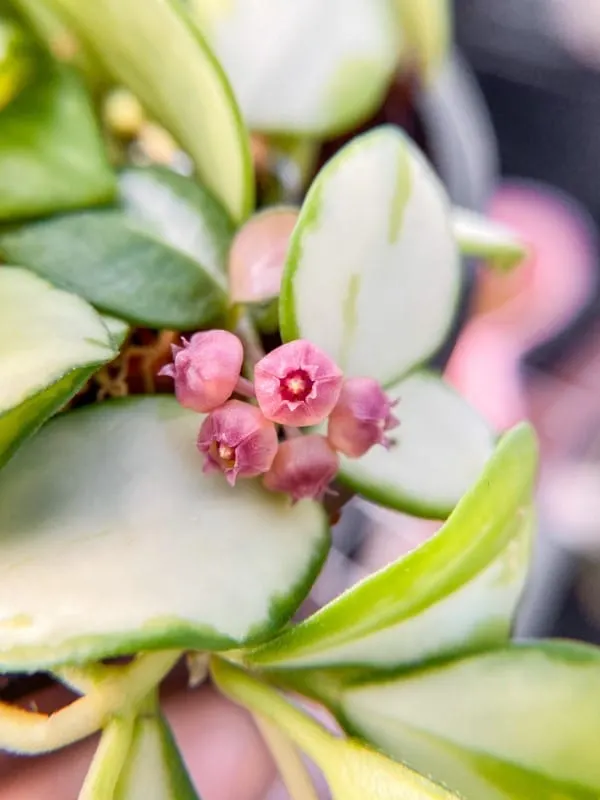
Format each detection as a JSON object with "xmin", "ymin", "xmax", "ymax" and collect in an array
[
  {"xmin": 159, "ymin": 330, "xmax": 243, "ymax": 413},
  {"xmin": 228, "ymin": 209, "xmax": 298, "ymax": 304},
  {"xmin": 254, "ymin": 340, "xmax": 343, "ymax": 426},
  {"xmin": 197, "ymin": 400, "xmax": 278, "ymax": 486},
  {"xmin": 327, "ymin": 377, "xmax": 399, "ymax": 458},
  {"xmin": 263, "ymin": 435, "xmax": 339, "ymax": 502}
]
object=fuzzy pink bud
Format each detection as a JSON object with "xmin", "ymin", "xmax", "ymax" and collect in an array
[
  {"xmin": 159, "ymin": 330, "xmax": 243, "ymax": 413},
  {"xmin": 197, "ymin": 400, "xmax": 278, "ymax": 486},
  {"xmin": 327, "ymin": 377, "xmax": 399, "ymax": 458},
  {"xmin": 263, "ymin": 435, "xmax": 339, "ymax": 502},
  {"xmin": 254, "ymin": 340, "xmax": 343, "ymax": 426}
]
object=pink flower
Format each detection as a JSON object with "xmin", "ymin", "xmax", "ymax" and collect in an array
[
  {"xmin": 159, "ymin": 330, "xmax": 243, "ymax": 413},
  {"xmin": 263, "ymin": 435, "xmax": 339, "ymax": 502},
  {"xmin": 327, "ymin": 377, "xmax": 399, "ymax": 458},
  {"xmin": 197, "ymin": 400, "xmax": 278, "ymax": 486},
  {"xmin": 254, "ymin": 340, "xmax": 343, "ymax": 426}
]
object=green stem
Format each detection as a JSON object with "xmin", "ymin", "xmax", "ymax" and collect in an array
[
  {"xmin": 212, "ymin": 659, "xmax": 459, "ymax": 800},
  {"xmin": 253, "ymin": 713, "xmax": 319, "ymax": 800},
  {"xmin": 0, "ymin": 650, "xmax": 181, "ymax": 755},
  {"xmin": 78, "ymin": 712, "xmax": 136, "ymax": 800},
  {"xmin": 211, "ymin": 657, "xmax": 332, "ymax": 765},
  {"xmin": 55, "ymin": 661, "xmax": 124, "ymax": 695}
]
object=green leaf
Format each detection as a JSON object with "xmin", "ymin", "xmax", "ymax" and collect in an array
[
  {"xmin": 332, "ymin": 370, "xmax": 495, "ymax": 519},
  {"xmin": 80, "ymin": 698, "xmax": 202, "ymax": 800},
  {"xmin": 0, "ymin": 63, "xmax": 115, "ymax": 220},
  {"xmin": 453, "ymin": 207, "xmax": 528, "ymax": 271},
  {"xmin": 185, "ymin": 0, "xmax": 399, "ymax": 137},
  {"xmin": 280, "ymin": 126, "xmax": 461, "ymax": 386},
  {"xmin": 212, "ymin": 658, "xmax": 460, "ymax": 800},
  {"xmin": 0, "ymin": 266, "xmax": 117, "ymax": 470},
  {"xmin": 10, "ymin": 0, "xmax": 106, "ymax": 86},
  {"xmin": 49, "ymin": 0, "xmax": 253, "ymax": 222},
  {"xmin": 114, "ymin": 711, "xmax": 201, "ymax": 800},
  {"xmin": 340, "ymin": 641, "xmax": 600, "ymax": 799},
  {"xmin": 0, "ymin": 205, "xmax": 229, "ymax": 330},
  {"xmin": 118, "ymin": 165, "xmax": 235, "ymax": 292},
  {"xmin": 246, "ymin": 423, "xmax": 537, "ymax": 671},
  {"xmin": 100, "ymin": 314, "xmax": 130, "ymax": 349},
  {"xmin": 0, "ymin": 397, "xmax": 329, "ymax": 671}
]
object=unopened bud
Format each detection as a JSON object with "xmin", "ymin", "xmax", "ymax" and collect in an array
[
  {"xmin": 197, "ymin": 400, "xmax": 278, "ymax": 486},
  {"xmin": 228, "ymin": 209, "xmax": 298, "ymax": 304},
  {"xmin": 327, "ymin": 377, "xmax": 399, "ymax": 458},
  {"xmin": 254, "ymin": 340, "xmax": 343, "ymax": 426},
  {"xmin": 103, "ymin": 88, "xmax": 145, "ymax": 139},
  {"xmin": 263, "ymin": 435, "xmax": 339, "ymax": 502},
  {"xmin": 159, "ymin": 330, "xmax": 243, "ymax": 413}
]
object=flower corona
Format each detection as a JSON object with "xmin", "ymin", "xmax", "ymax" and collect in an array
[
  {"xmin": 197, "ymin": 400, "xmax": 278, "ymax": 485},
  {"xmin": 254, "ymin": 340, "xmax": 343, "ymax": 426}
]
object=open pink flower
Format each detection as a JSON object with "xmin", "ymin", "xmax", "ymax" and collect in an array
[
  {"xmin": 263, "ymin": 435, "xmax": 339, "ymax": 502},
  {"xmin": 254, "ymin": 340, "xmax": 343, "ymax": 426},
  {"xmin": 197, "ymin": 400, "xmax": 278, "ymax": 486},
  {"xmin": 327, "ymin": 377, "xmax": 399, "ymax": 458},
  {"xmin": 159, "ymin": 330, "xmax": 243, "ymax": 413}
]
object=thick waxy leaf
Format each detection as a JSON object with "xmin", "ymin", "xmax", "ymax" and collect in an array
[
  {"xmin": 10, "ymin": 0, "xmax": 105, "ymax": 85},
  {"xmin": 0, "ymin": 267, "xmax": 117, "ymax": 469},
  {"xmin": 280, "ymin": 127, "xmax": 460, "ymax": 386},
  {"xmin": 334, "ymin": 370, "xmax": 495, "ymax": 519},
  {"xmin": 0, "ymin": 63, "xmax": 115, "ymax": 220},
  {"xmin": 0, "ymin": 398, "xmax": 329, "ymax": 670},
  {"xmin": 212, "ymin": 658, "xmax": 460, "ymax": 800},
  {"xmin": 119, "ymin": 166, "xmax": 235, "ymax": 291},
  {"xmin": 50, "ymin": 0, "xmax": 253, "ymax": 221},
  {"xmin": 393, "ymin": 0, "xmax": 451, "ymax": 83},
  {"xmin": 100, "ymin": 315, "xmax": 130, "ymax": 349},
  {"xmin": 247, "ymin": 423, "xmax": 537, "ymax": 670},
  {"xmin": 0, "ymin": 204, "xmax": 229, "ymax": 330},
  {"xmin": 185, "ymin": 0, "xmax": 399, "ymax": 136},
  {"xmin": 115, "ymin": 712, "xmax": 200, "ymax": 800},
  {"xmin": 80, "ymin": 702, "xmax": 201, "ymax": 799},
  {"xmin": 453, "ymin": 207, "xmax": 528, "ymax": 270},
  {"xmin": 341, "ymin": 642, "xmax": 600, "ymax": 799}
]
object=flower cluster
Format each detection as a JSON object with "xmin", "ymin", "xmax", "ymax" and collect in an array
[{"xmin": 159, "ymin": 330, "xmax": 399, "ymax": 502}]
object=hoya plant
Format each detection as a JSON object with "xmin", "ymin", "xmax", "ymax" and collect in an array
[{"xmin": 0, "ymin": 1, "xmax": 597, "ymax": 798}]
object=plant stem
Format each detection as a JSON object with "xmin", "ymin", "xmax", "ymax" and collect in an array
[
  {"xmin": 55, "ymin": 662, "xmax": 124, "ymax": 695},
  {"xmin": 78, "ymin": 711, "xmax": 136, "ymax": 800},
  {"xmin": 236, "ymin": 309, "xmax": 266, "ymax": 372},
  {"xmin": 211, "ymin": 657, "xmax": 332, "ymax": 766},
  {"xmin": 0, "ymin": 650, "xmax": 181, "ymax": 755},
  {"xmin": 234, "ymin": 376, "xmax": 256, "ymax": 399},
  {"xmin": 253, "ymin": 713, "xmax": 319, "ymax": 800}
]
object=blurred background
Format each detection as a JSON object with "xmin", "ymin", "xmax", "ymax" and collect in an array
[
  {"xmin": 455, "ymin": 0, "xmax": 600, "ymax": 645},
  {"xmin": 310, "ymin": 0, "xmax": 600, "ymax": 678}
]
